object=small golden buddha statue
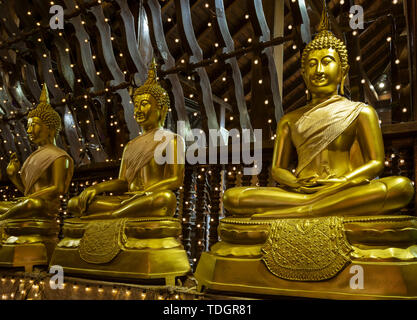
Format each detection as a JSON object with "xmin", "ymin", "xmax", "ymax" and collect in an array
[
  {"xmin": 0, "ymin": 84, "xmax": 73, "ymax": 270},
  {"xmin": 195, "ymin": 8, "xmax": 417, "ymax": 299},
  {"xmin": 51, "ymin": 60, "xmax": 190, "ymax": 284},
  {"xmin": 0, "ymin": 84, "xmax": 73, "ymax": 219},
  {"xmin": 67, "ymin": 60, "xmax": 184, "ymax": 219}
]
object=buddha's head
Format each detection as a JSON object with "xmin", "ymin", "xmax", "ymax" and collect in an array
[
  {"xmin": 301, "ymin": 9, "xmax": 349, "ymax": 98},
  {"xmin": 27, "ymin": 84, "xmax": 61, "ymax": 145},
  {"xmin": 133, "ymin": 59, "xmax": 170, "ymax": 129}
]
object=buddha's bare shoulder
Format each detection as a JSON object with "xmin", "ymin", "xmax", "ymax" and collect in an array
[
  {"xmin": 356, "ymin": 104, "xmax": 379, "ymax": 123},
  {"xmin": 358, "ymin": 103, "xmax": 377, "ymax": 114},
  {"xmin": 279, "ymin": 106, "xmax": 310, "ymax": 126}
]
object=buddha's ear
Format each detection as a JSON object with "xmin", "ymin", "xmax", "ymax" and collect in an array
[
  {"xmin": 301, "ymin": 68, "xmax": 308, "ymax": 86},
  {"xmin": 343, "ymin": 65, "xmax": 350, "ymax": 79},
  {"xmin": 47, "ymin": 125, "xmax": 56, "ymax": 138},
  {"xmin": 340, "ymin": 65, "xmax": 349, "ymax": 95}
]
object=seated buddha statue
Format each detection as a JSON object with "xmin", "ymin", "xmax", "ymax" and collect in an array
[
  {"xmin": 51, "ymin": 60, "xmax": 189, "ymax": 284},
  {"xmin": 0, "ymin": 84, "xmax": 73, "ymax": 220},
  {"xmin": 223, "ymin": 16, "xmax": 414, "ymax": 219},
  {"xmin": 0, "ymin": 84, "xmax": 73, "ymax": 270},
  {"xmin": 67, "ymin": 59, "xmax": 184, "ymax": 219},
  {"xmin": 195, "ymin": 9, "xmax": 417, "ymax": 298}
]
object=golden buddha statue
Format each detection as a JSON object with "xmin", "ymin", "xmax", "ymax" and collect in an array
[
  {"xmin": 223, "ymin": 17, "xmax": 413, "ymax": 219},
  {"xmin": 50, "ymin": 59, "xmax": 190, "ymax": 285},
  {"xmin": 0, "ymin": 84, "xmax": 74, "ymax": 271},
  {"xmin": 67, "ymin": 60, "xmax": 183, "ymax": 219},
  {"xmin": 195, "ymin": 8, "xmax": 417, "ymax": 299}
]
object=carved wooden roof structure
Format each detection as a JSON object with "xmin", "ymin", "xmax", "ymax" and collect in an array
[{"xmin": 0, "ymin": 0, "xmax": 414, "ymax": 176}]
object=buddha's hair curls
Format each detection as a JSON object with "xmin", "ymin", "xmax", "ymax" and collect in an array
[{"xmin": 301, "ymin": 30, "xmax": 349, "ymax": 74}]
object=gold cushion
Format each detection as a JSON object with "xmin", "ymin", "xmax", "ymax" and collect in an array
[
  {"xmin": 219, "ymin": 215, "xmax": 417, "ymax": 247},
  {"xmin": 344, "ymin": 215, "xmax": 417, "ymax": 246},
  {"xmin": 62, "ymin": 217, "xmax": 181, "ymax": 239},
  {"xmin": 0, "ymin": 219, "xmax": 59, "ymax": 237},
  {"xmin": 219, "ymin": 218, "xmax": 269, "ymax": 244}
]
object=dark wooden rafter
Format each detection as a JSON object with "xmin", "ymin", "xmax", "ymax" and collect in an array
[
  {"xmin": 0, "ymin": 2, "xmax": 39, "ymax": 164},
  {"xmin": 249, "ymin": 0, "xmax": 283, "ymax": 123},
  {"xmin": 115, "ymin": 0, "xmax": 148, "ymax": 85},
  {"xmin": 211, "ymin": 0, "xmax": 252, "ymax": 131},
  {"xmin": 174, "ymin": 0, "xmax": 219, "ymax": 131},
  {"xmin": 0, "ymin": 0, "xmax": 413, "ymax": 173},
  {"xmin": 174, "ymin": 0, "xmax": 245, "ymax": 66},
  {"xmin": 87, "ymin": 3, "xmax": 138, "ymax": 142},
  {"xmin": 216, "ymin": 56, "xmax": 252, "ymax": 102},
  {"xmin": 42, "ymin": 0, "xmax": 106, "ymax": 163},
  {"xmin": 163, "ymin": 0, "xmax": 201, "ymax": 58},
  {"xmin": 59, "ymin": 2, "xmax": 111, "ymax": 162},
  {"xmin": 145, "ymin": 0, "xmax": 192, "ymax": 137},
  {"xmin": 64, "ymin": 0, "xmax": 103, "ymax": 90},
  {"xmin": 404, "ymin": 0, "xmax": 417, "ymax": 120}
]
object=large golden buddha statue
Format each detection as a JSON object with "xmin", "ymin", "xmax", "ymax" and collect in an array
[
  {"xmin": 223, "ymin": 18, "xmax": 413, "ymax": 218},
  {"xmin": 0, "ymin": 84, "xmax": 74, "ymax": 271},
  {"xmin": 50, "ymin": 60, "xmax": 190, "ymax": 285},
  {"xmin": 195, "ymin": 9, "xmax": 417, "ymax": 299}
]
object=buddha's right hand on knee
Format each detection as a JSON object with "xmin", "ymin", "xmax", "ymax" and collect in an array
[{"xmin": 78, "ymin": 187, "xmax": 97, "ymax": 213}]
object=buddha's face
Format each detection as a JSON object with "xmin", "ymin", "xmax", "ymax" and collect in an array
[
  {"xmin": 303, "ymin": 48, "xmax": 344, "ymax": 97},
  {"xmin": 134, "ymin": 93, "xmax": 160, "ymax": 127},
  {"xmin": 27, "ymin": 117, "xmax": 51, "ymax": 144}
]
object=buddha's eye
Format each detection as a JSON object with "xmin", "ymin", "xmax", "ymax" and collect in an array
[
  {"xmin": 322, "ymin": 57, "xmax": 333, "ymax": 65},
  {"xmin": 309, "ymin": 61, "xmax": 317, "ymax": 67}
]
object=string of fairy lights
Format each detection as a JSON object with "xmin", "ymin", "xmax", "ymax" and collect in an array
[
  {"xmin": 0, "ymin": 0, "xmax": 283, "ymax": 146},
  {"xmin": 0, "ymin": 0, "xmax": 412, "ymax": 151},
  {"xmin": 0, "ymin": 273, "xmax": 202, "ymax": 300},
  {"xmin": 0, "ymin": 0, "xmax": 415, "ymax": 300},
  {"xmin": 0, "ymin": 0, "xmax": 413, "ymax": 198}
]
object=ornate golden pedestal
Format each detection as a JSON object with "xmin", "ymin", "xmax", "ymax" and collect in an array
[
  {"xmin": 195, "ymin": 215, "xmax": 417, "ymax": 299},
  {"xmin": 0, "ymin": 219, "xmax": 58, "ymax": 272},
  {"xmin": 50, "ymin": 217, "xmax": 191, "ymax": 285}
]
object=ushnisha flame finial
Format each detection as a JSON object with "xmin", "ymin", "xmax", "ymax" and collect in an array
[
  {"xmin": 317, "ymin": 0, "xmax": 329, "ymax": 33},
  {"xmin": 133, "ymin": 57, "xmax": 170, "ymax": 124},
  {"xmin": 39, "ymin": 83, "xmax": 50, "ymax": 106},
  {"xmin": 144, "ymin": 57, "xmax": 158, "ymax": 86},
  {"xmin": 300, "ymin": 1, "xmax": 349, "ymax": 76},
  {"xmin": 27, "ymin": 83, "xmax": 62, "ymax": 132}
]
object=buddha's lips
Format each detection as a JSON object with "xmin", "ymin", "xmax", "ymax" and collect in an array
[
  {"xmin": 313, "ymin": 75, "xmax": 326, "ymax": 81},
  {"xmin": 312, "ymin": 77, "xmax": 327, "ymax": 85}
]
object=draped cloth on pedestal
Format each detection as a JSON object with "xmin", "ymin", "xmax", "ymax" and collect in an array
[
  {"xmin": 262, "ymin": 216, "xmax": 352, "ymax": 281},
  {"xmin": 79, "ymin": 218, "xmax": 128, "ymax": 264}
]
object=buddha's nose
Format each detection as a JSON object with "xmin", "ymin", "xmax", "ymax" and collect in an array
[{"xmin": 316, "ymin": 63, "xmax": 325, "ymax": 73}]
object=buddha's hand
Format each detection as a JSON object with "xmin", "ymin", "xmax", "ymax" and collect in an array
[
  {"xmin": 78, "ymin": 187, "xmax": 97, "ymax": 213},
  {"xmin": 315, "ymin": 177, "xmax": 348, "ymax": 185},
  {"xmin": 120, "ymin": 191, "xmax": 147, "ymax": 205},
  {"xmin": 317, "ymin": 176, "xmax": 370, "ymax": 188},
  {"xmin": 296, "ymin": 174, "xmax": 320, "ymax": 187},
  {"xmin": 295, "ymin": 175, "xmax": 348, "ymax": 193},
  {"xmin": 6, "ymin": 153, "xmax": 21, "ymax": 177},
  {"xmin": 311, "ymin": 177, "xmax": 370, "ymax": 201}
]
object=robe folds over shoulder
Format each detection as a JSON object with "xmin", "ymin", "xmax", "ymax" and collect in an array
[
  {"xmin": 293, "ymin": 95, "xmax": 366, "ymax": 176},
  {"xmin": 123, "ymin": 128, "xmax": 183, "ymax": 186},
  {"xmin": 20, "ymin": 144, "xmax": 74, "ymax": 196}
]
